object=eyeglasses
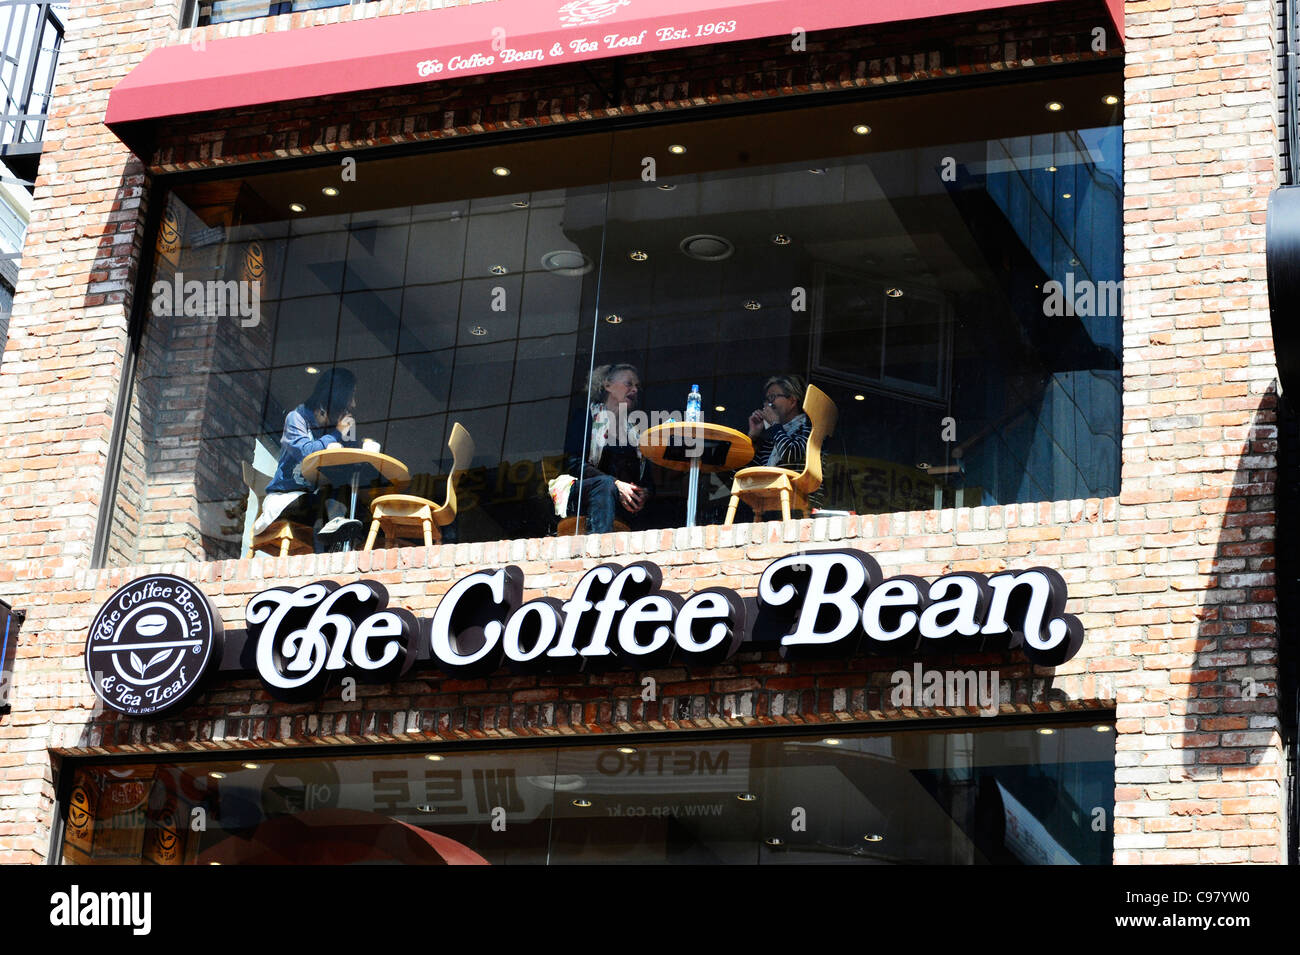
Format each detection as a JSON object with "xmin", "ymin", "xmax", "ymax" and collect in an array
[{"xmin": 763, "ymin": 393, "xmax": 790, "ymax": 406}]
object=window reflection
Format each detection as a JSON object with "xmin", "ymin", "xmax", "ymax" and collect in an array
[
  {"xmin": 110, "ymin": 72, "xmax": 1122, "ymax": 564},
  {"xmin": 62, "ymin": 722, "xmax": 1114, "ymax": 865}
]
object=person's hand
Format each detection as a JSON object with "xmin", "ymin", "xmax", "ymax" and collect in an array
[
  {"xmin": 748, "ymin": 409, "xmax": 766, "ymax": 438},
  {"xmin": 338, "ymin": 414, "xmax": 356, "ymax": 442},
  {"xmin": 616, "ymin": 480, "xmax": 647, "ymax": 514}
]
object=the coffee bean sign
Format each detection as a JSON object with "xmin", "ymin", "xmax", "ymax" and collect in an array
[{"xmin": 86, "ymin": 549, "xmax": 1084, "ymax": 715}]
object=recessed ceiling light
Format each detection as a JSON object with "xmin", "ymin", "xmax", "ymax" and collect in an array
[
  {"xmin": 242, "ymin": 762, "xmax": 259, "ymax": 770},
  {"xmin": 209, "ymin": 771, "xmax": 226, "ymax": 779},
  {"xmin": 425, "ymin": 754, "xmax": 444, "ymax": 761},
  {"xmin": 822, "ymin": 737, "xmax": 842, "ymax": 746},
  {"xmin": 736, "ymin": 793, "xmax": 757, "ymax": 802},
  {"xmin": 540, "ymin": 249, "xmax": 594, "ymax": 275},
  {"xmin": 604, "ymin": 314, "xmax": 623, "ymax": 325},
  {"xmin": 885, "ymin": 287, "xmax": 904, "ymax": 298},
  {"xmin": 1037, "ymin": 727, "xmax": 1056, "ymax": 736},
  {"xmin": 714, "ymin": 405, "xmax": 726, "ymax": 412},
  {"xmin": 668, "ymin": 144, "xmax": 686, "ymax": 155},
  {"xmin": 916, "ymin": 462, "xmax": 932, "ymax": 471},
  {"xmin": 1104, "ymin": 94, "xmax": 1119, "ymax": 105},
  {"xmin": 1046, "ymin": 101, "xmax": 1063, "ymax": 112},
  {"xmin": 679, "ymin": 234, "xmax": 734, "ymax": 261},
  {"xmin": 321, "ymin": 186, "xmax": 339, "ymax": 197},
  {"xmin": 616, "ymin": 746, "xmax": 636, "ymax": 754},
  {"xmin": 1094, "ymin": 725, "xmax": 1112, "ymax": 733},
  {"xmin": 512, "ymin": 200, "xmax": 530, "ymax": 208},
  {"xmin": 743, "ymin": 300, "xmax": 761, "ymax": 310},
  {"xmin": 469, "ymin": 325, "xmax": 488, "ymax": 336},
  {"xmin": 807, "ymin": 168, "xmax": 827, "ymax": 175},
  {"xmin": 852, "ymin": 123, "xmax": 872, "ymax": 135},
  {"xmin": 305, "ymin": 366, "xmax": 319, "ymax": 375},
  {"xmin": 1069, "ymin": 257, "xmax": 1080, "ymax": 266},
  {"xmin": 853, "ymin": 394, "xmax": 864, "ymax": 401},
  {"xmin": 1061, "ymin": 193, "xmax": 1072, "ymax": 199},
  {"xmin": 764, "ymin": 837, "xmax": 784, "ymax": 847},
  {"xmin": 629, "ymin": 250, "xmax": 648, "ymax": 261},
  {"xmin": 657, "ymin": 183, "xmax": 677, "ymax": 191},
  {"xmin": 415, "ymin": 804, "xmax": 437, "ymax": 814},
  {"xmin": 571, "ymin": 798, "xmax": 593, "ymax": 808},
  {"xmin": 289, "ymin": 202, "xmax": 306, "ymax": 213},
  {"xmin": 771, "ymin": 234, "xmax": 792, "ymax": 245},
  {"xmin": 492, "ymin": 166, "xmax": 511, "ymax": 176},
  {"xmin": 863, "ymin": 833, "xmax": 884, "ymax": 843},
  {"xmin": 1047, "ymin": 165, "xmax": 1058, "ymax": 173},
  {"xmin": 208, "ymin": 861, "xmax": 221, "ymax": 866},
  {"xmin": 490, "ymin": 265, "xmax": 509, "ymax": 275}
]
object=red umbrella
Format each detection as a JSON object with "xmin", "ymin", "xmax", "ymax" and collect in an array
[{"xmin": 197, "ymin": 809, "xmax": 489, "ymax": 865}]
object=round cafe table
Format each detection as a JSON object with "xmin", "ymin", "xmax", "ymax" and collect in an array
[
  {"xmin": 301, "ymin": 447, "xmax": 411, "ymax": 549},
  {"xmin": 638, "ymin": 422, "xmax": 754, "ymax": 528}
]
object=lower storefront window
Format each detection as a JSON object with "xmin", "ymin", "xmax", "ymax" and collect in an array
[{"xmin": 61, "ymin": 720, "xmax": 1114, "ymax": 864}]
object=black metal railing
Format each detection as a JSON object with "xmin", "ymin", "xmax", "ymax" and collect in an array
[{"xmin": 0, "ymin": 2, "xmax": 62, "ymax": 156}]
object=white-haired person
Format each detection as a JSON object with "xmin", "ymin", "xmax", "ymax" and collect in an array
[{"xmin": 553, "ymin": 362, "xmax": 654, "ymax": 533}]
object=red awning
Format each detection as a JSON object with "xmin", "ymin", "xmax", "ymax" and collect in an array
[{"xmin": 106, "ymin": 0, "xmax": 1123, "ymax": 131}]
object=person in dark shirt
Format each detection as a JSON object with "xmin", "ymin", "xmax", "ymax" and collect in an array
[
  {"xmin": 735, "ymin": 373, "xmax": 823, "ymax": 518},
  {"xmin": 256, "ymin": 367, "xmax": 361, "ymax": 549},
  {"xmin": 561, "ymin": 362, "xmax": 654, "ymax": 533}
]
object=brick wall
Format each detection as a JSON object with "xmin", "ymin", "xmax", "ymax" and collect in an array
[{"xmin": 0, "ymin": 0, "xmax": 1287, "ymax": 865}]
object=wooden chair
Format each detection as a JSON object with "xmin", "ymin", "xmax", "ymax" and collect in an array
[
  {"xmin": 242, "ymin": 461, "xmax": 314, "ymax": 558},
  {"xmin": 556, "ymin": 516, "xmax": 630, "ymax": 536},
  {"xmin": 724, "ymin": 383, "xmax": 837, "ymax": 524},
  {"xmin": 363, "ymin": 423, "xmax": 474, "ymax": 551}
]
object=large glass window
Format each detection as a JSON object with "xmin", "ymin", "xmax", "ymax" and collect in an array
[
  {"xmin": 61, "ymin": 721, "xmax": 1115, "ymax": 865},
  {"xmin": 108, "ymin": 71, "xmax": 1123, "ymax": 564}
]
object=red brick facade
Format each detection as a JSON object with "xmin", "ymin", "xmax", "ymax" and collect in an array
[{"xmin": 0, "ymin": 0, "xmax": 1286, "ymax": 864}]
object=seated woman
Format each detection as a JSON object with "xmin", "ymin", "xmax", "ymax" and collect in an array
[
  {"xmin": 559, "ymin": 362, "xmax": 654, "ymax": 534},
  {"xmin": 255, "ymin": 367, "xmax": 362, "ymax": 549},
  {"xmin": 739, "ymin": 373, "xmax": 822, "ymax": 516}
]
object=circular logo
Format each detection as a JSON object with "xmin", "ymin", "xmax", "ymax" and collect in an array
[
  {"xmin": 243, "ymin": 240, "xmax": 265, "ymax": 281},
  {"xmin": 159, "ymin": 208, "xmax": 180, "ymax": 247},
  {"xmin": 85, "ymin": 575, "xmax": 223, "ymax": 717}
]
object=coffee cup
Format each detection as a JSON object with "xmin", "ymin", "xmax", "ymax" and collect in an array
[{"xmin": 362, "ymin": 438, "xmax": 381, "ymax": 453}]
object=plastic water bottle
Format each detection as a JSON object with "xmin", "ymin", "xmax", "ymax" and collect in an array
[{"xmin": 685, "ymin": 384, "xmax": 702, "ymax": 423}]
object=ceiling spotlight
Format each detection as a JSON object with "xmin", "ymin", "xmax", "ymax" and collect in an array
[
  {"xmin": 765, "ymin": 837, "xmax": 784, "ymax": 847},
  {"xmin": 242, "ymin": 762, "xmax": 260, "ymax": 770},
  {"xmin": 1095, "ymin": 725, "xmax": 1112, "ymax": 733},
  {"xmin": 1061, "ymin": 193, "xmax": 1072, "ymax": 199},
  {"xmin": 289, "ymin": 202, "xmax": 306, "ymax": 213},
  {"xmin": 489, "ymin": 265, "xmax": 509, "ymax": 274},
  {"xmin": 571, "ymin": 798, "xmax": 593, "ymax": 808},
  {"xmin": 743, "ymin": 300, "xmax": 761, "ymax": 311},
  {"xmin": 512, "ymin": 200, "xmax": 530, "ymax": 208},
  {"xmin": 209, "ymin": 771, "xmax": 226, "ymax": 779},
  {"xmin": 916, "ymin": 462, "xmax": 932, "ymax": 471},
  {"xmin": 425, "ymin": 754, "xmax": 445, "ymax": 761},
  {"xmin": 1037, "ymin": 727, "xmax": 1056, "ymax": 736},
  {"xmin": 822, "ymin": 737, "xmax": 842, "ymax": 746},
  {"xmin": 1046, "ymin": 101, "xmax": 1063, "ymax": 112},
  {"xmin": 771, "ymin": 234, "xmax": 792, "ymax": 245},
  {"xmin": 1047, "ymin": 165, "xmax": 1058, "ymax": 173},
  {"xmin": 415, "ymin": 805, "xmax": 437, "ymax": 814},
  {"xmin": 657, "ymin": 183, "xmax": 677, "ymax": 191},
  {"xmin": 714, "ymin": 405, "xmax": 726, "ymax": 412},
  {"xmin": 1069, "ymin": 257, "xmax": 1080, "ymax": 266},
  {"xmin": 629, "ymin": 250, "xmax": 648, "ymax": 261},
  {"xmin": 1104, "ymin": 94, "xmax": 1119, "ymax": 106},
  {"xmin": 863, "ymin": 833, "xmax": 884, "ymax": 843},
  {"xmin": 305, "ymin": 366, "xmax": 319, "ymax": 375},
  {"xmin": 885, "ymin": 287, "xmax": 904, "ymax": 298},
  {"xmin": 668, "ymin": 144, "xmax": 687, "ymax": 155},
  {"xmin": 853, "ymin": 394, "xmax": 865, "ymax": 401},
  {"xmin": 616, "ymin": 746, "xmax": 637, "ymax": 754},
  {"xmin": 852, "ymin": 123, "xmax": 872, "ymax": 135},
  {"xmin": 321, "ymin": 186, "xmax": 339, "ymax": 197},
  {"xmin": 492, "ymin": 166, "xmax": 511, "ymax": 177},
  {"xmin": 604, "ymin": 314, "xmax": 623, "ymax": 325},
  {"xmin": 736, "ymin": 793, "xmax": 757, "ymax": 802},
  {"xmin": 469, "ymin": 325, "xmax": 488, "ymax": 336},
  {"xmin": 807, "ymin": 168, "xmax": 827, "ymax": 175}
]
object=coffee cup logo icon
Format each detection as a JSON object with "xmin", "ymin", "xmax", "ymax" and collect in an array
[{"xmin": 85, "ymin": 575, "xmax": 223, "ymax": 717}]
